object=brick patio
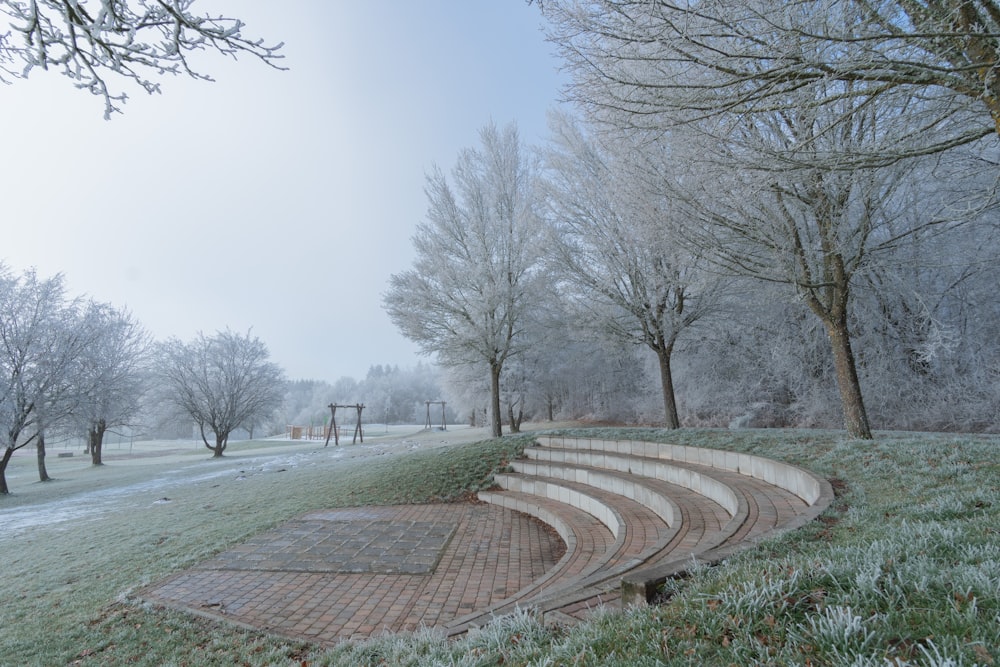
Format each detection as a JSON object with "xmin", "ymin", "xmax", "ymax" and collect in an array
[{"xmin": 142, "ymin": 502, "xmax": 565, "ymax": 645}]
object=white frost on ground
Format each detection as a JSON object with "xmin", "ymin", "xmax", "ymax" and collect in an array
[{"xmin": 0, "ymin": 424, "xmax": 489, "ymax": 537}]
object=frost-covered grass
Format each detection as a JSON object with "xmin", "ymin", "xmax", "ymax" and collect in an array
[{"xmin": 2, "ymin": 428, "xmax": 997, "ymax": 665}]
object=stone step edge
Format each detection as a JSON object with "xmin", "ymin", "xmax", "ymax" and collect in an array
[
  {"xmin": 510, "ymin": 459, "xmax": 683, "ymax": 529},
  {"xmin": 535, "ymin": 435, "xmax": 828, "ymax": 506},
  {"xmin": 507, "ymin": 460, "xmax": 744, "ymax": 586},
  {"xmin": 493, "ymin": 472, "xmax": 626, "ymax": 540},
  {"xmin": 523, "ymin": 448, "xmax": 742, "ymax": 517},
  {"xmin": 499, "ymin": 469, "xmax": 691, "ymax": 589},
  {"xmin": 619, "ymin": 478, "xmax": 836, "ymax": 606}
]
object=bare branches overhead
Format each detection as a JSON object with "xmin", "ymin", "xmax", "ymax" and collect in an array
[{"xmin": 0, "ymin": 0, "xmax": 284, "ymax": 117}]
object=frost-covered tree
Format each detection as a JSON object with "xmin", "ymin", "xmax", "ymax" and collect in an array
[
  {"xmin": 384, "ymin": 122, "xmax": 546, "ymax": 437},
  {"xmin": 0, "ymin": 0, "xmax": 284, "ymax": 117},
  {"xmin": 541, "ymin": 0, "xmax": 999, "ymax": 438},
  {"xmin": 543, "ymin": 113, "xmax": 725, "ymax": 429},
  {"xmin": 676, "ymin": 282, "xmax": 844, "ymax": 428},
  {"xmin": 157, "ymin": 329, "xmax": 284, "ymax": 457},
  {"xmin": 361, "ymin": 363, "xmax": 446, "ymax": 425},
  {"xmin": 70, "ymin": 303, "xmax": 150, "ymax": 465},
  {"xmin": 676, "ymin": 97, "xmax": 954, "ymax": 437},
  {"xmin": 539, "ymin": 0, "xmax": 995, "ymax": 156},
  {"xmin": 0, "ymin": 267, "xmax": 90, "ymax": 493}
]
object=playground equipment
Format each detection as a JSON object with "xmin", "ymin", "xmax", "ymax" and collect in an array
[
  {"xmin": 324, "ymin": 403, "xmax": 365, "ymax": 447},
  {"xmin": 424, "ymin": 400, "xmax": 447, "ymax": 431}
]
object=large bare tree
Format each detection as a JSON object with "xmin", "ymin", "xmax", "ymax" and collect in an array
[
  {"xmin": 157, "ymin": 329, "xmax": 284, "ymax": 457},
  {"xmin": 1, "ymin": 0, "xmax": 284, "ymax": 117},
  {"xmin": 384, "ymin": 122, "xmax": 546, "ymax": 437},
  {"xmin": 539, "ymin": 0, "xmax": 996, "ymax": 153},
  {"xmin": 543, "ymin": 113, "xmax": 724, "ymax": 429},
  {"xmin": 539, "ymin": 0, "xmax": 999, "ymax": 438}
]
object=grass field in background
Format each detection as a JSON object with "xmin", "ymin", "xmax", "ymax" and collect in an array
[{"xmin": 1, "ymin": 427, "xmax": 997, "ymax": 666}]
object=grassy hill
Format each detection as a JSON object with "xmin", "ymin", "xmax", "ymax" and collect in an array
[{"xmin": 0, "ymin": 428, "xmax": 996, "ymax": 666}]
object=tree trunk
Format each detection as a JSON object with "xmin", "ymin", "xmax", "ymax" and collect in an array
[
  {"xmin": 0, "ymin": 447, "xmax": 13, "ymax": 494},
  {"xmin": 824, "ymin": 313, "xmax": 873, "ymax": 440},
  {"xmin": 214, "ymin": 432, "xmax": 227, "ymax": 457},
  {"xmin": 199, "ymin": 423, "xmax": 227, "ymax": 457},
  {"xmin": 655, "ymin": 345, "xmax": 681, "ymax": 430},
  {"xmin": 489, "ymin": 361, "xmax": 503, "ymax": 438},
  {"xmin": 507, "ymin": 400, "xmax": 523, "ymax": 434},
  {"xmin": 37, "ymin": 431, "xmax": 51, "ymax": 482},
  {"xmin": 90, "ymin": 419, "xmax": 107, "ymax": 466},
  {"xmin": 801, "ymin": 248, "xmax": 872, "ymax": 440}
]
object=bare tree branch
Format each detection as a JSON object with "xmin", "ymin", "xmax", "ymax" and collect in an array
[{"xmin": 1, "ymin": 0, "xmax": 284, "ymax": 117}]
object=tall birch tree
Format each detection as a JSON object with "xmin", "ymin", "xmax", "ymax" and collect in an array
[{"xmin": 384, "ymin": 122, "xmax": 546, "ymax": 437}]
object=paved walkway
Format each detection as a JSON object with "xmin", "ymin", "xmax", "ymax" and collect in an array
[{"xmin": 142, "ymin": 502, "xmax": 565, "ymax": 645}]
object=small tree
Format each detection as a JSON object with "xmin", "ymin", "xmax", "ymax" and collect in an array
[
  {"xmin": 71, "ymin": 303, "xmax": 150, "ymax": 466},
  {"xmin": 384, "ymin": 122, "xmax": 546, "ymax": 437},
  {"xmin": 158, "ymin": 329, "xmax": 284, "ymax": 457},
  {"xmin": 1, "ymin": 0, "xmax": 284, "ymax": 117},
  {"xmin": 0, "ymin": 267, "xmax": 86, "ymax": 493}
]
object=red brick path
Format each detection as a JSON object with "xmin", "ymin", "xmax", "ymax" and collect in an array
[{"xmin": 142, "ymin": 503, "xmax": 564, "ymax": 645}]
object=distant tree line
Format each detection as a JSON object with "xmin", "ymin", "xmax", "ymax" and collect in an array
[{"xmin": 282, "ymin": 364, "xmax": 455, "ymax": 430}]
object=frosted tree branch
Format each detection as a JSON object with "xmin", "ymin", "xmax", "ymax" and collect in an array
[{"xmin": 1, "ymin": 0, "xmax": 285, "ymax": 117}]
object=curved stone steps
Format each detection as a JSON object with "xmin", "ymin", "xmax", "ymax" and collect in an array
[
  {"xmin": 702, "ymin": 467, "xmax": 807, "ymax": 547},
  {"xmin": 455, "ymin": 464, "xmax": 736, "ymax": 629},
  {"xmin": 496, "ymin": 472, "xmax": 678, "ymax": 578},
  {"xmin": 491, "ymin": 459, "xmax": 743, "ymax": 622},
  {"xmin": 476, "ymin": 488, "xmax": 616, "ymax": 587},
  {"xmin": 508, "ymin": 460, "xmax": 734, "ymax": 585},
  {"xmin": 524, "ymin": 445, "xmax": 742, "ymax": 516},
  {"xmin": 446, "ymin": 488, "xmax": 617, "ymax": 635},
  {"xmin": 469, "ymin": 436, "xmax": 834, "ymax": 628},
  {"xmin": 535, "ymin": 435, "xmax": 826, "ymax": 506}
]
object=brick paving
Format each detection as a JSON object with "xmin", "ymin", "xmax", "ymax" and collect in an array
[{"xmin": 142, "ymin": 503, "xmax": 565, "ymax": 645}]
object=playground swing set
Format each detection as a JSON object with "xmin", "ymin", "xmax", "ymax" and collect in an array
[
  {"xmin": 323, "ymin": 403, "xmax": 365, "ymax": 447},
  {"xmin": 424, "ymin": 400, "xmax": 447, "ymax": 431},
  {"xmin": 286, "ymin": 399, "xmax": 447, "ymax": 445}
]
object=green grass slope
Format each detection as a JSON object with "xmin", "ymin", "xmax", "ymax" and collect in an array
[{"xmin": 1, "ymin": 428, "xmax": 996, "ymax": 666}]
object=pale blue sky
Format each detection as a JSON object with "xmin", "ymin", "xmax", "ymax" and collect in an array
[{"xmin": 1, "ymin": 1, "xmax": 564, "ymax": 381}]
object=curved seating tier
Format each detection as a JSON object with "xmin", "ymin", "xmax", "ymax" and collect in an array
[{"xmin": 454, "ymin": 435, "xmax": 833, "ymax": 633}]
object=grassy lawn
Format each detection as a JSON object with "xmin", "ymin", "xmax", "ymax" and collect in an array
[{"xmin": 1, "ymin": 428, "xmax": 997, "ymax": 666}]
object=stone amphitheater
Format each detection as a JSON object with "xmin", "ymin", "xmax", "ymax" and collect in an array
[{"xmin": 143, "ymin": 434, "xmax": 834, "ymax": 645}]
